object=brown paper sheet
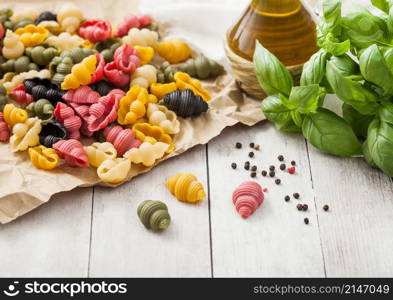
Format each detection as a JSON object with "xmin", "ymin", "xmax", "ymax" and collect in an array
[{"xmin": 0, "ymin": 0, "xmax": 265, "ymax": 224}]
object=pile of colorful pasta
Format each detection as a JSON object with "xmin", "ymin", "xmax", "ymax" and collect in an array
[{"xmin": 0, "ymin": 4, "xmax": 224, "ymax": 184}]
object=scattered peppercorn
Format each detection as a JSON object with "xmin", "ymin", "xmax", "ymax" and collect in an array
[
  {"xmin": 297, "ymin": 204, "xmax": 303, "ymax": 211},
  {"xmin": 323, "ymin": 205, "xmax": 329, "ymax": 211},
  {"xmin": 269, "ymin": 171, "xmax": 275, "ymax": 177},
  {"xmin": 285, "ymin": 195, "xmax": 290, "ymax": 202},
  {"xmin": 280, "ymin": 163, "xmax": 286, "ymax": 170},
  {"xmin": 249, "ymin": 142, "xmax": 255, "ymax": 148},
  {"xmin": 269, "ymin": 165, "xmax": 275, "ymax": 171},
  {"xmin": 254, "ymin": 145, "xmax": 260, "ymax": 151},
  {"xmin": 231, "ymin": 163, "xmax": 237, "ymax": 169},
  {"xmin": 235, "ymin": 142, "xmax": 242, "ymax": 149},
  {"xmin": 275, "ymin": 179, "xmax": 281, "ymax": 185},
  {"xmin": 263, "ymin": 188, "xmax": 268, "ymax": 193},
  {"xmin": 244, "ymin": 161, "xmax": 250, "ymax": 170},
  {"xmin": 291, "ymin": 160, "xmax": 296, "ymax": 166},
  {"xmin": 251, "ymin": 165, "xmax": 257, "ymax": 172},
  {"xmin": 261, "ymin": 170, "xmax": 267, "ymax": 176},
  {"xmin": 288, "ymin": 167, "xmax": 296, "ymax": 174},
  {"xmin": 302, "ymin": 204, "xmax": 308, "ymax": 211},
  {"xmin": 249, "ymin": 152, "xmax": 254, "ymax": 158},
  {"xmin": 304, "ymin": 218, "xmax": 309, "ymax": 225},
  {"xmin": 293, "ymin": 193, "xmax": 300, "ymax": 199},
  {"xmin": 278, "ymin": 155, "xmax": 284, "ymax": 161},
  {"xmin": 251, "ymin": 172, "xmax": 257, "ymax": 178}
]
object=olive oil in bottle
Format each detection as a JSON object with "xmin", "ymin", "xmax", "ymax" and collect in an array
[{"xmin": 227, "ymin": 0, "xmax": 317, "ymax": 67}]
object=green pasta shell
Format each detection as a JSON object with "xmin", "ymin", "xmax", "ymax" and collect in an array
[
  {"xmin": 0, "ymin": 56, "xmax": 39, "ymax": 74},
  {"xmin": 26, "ymin": 45, "xmax": 60, "ymax": 66},
  {"xmin": 178, "ymin": 56, "xmax": 224, "ymax": 80},
  {"xmin": 0, "ymin": 85, "xmax": 8, "ymax": 112},
  {"xmin": 26, "ymin": 99, "xmax": 54, "ymax": 123},
  {"xmin": 50, "ymin": 56, "xmax": 73, "ymax": 84},
  {"xmin": 146, "ymin": 22, "xmax": 159, "ymax": 35},
  {"xmin": 137, "ymin": 200, "xmax": 171, "ymax": 231},
  {"xmin": 60, "ymin": 47, "xmax": 96, "ymax": 64},
  {"xmin": 95, "ymin": 38, "xmax": 121, "ymax": 63},
  {"xmin": 0, "ymin": 8, "xmax": 12, "ymax": 23},
  {"xmin": 13, "ymin": 17, "xmax": 34, "ymax": 30},
  {"xmin": 157, "ymin": 61, "xmax": 177, "ymax": 83}
]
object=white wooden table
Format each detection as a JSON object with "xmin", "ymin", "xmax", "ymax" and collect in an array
[{"xmin": 1, "ymin": 0, "xmax": 393, "ymax": 278}]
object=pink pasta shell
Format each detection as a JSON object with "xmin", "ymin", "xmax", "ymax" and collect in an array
[
  {"xmin": 115, "ymin": 15, "xmax": 153, "ymax": 37},
  {"xmin": 53, "ymin": 139, "xmax": 89, "ymax": 168},
  {"xmin": 62, "ymin": 86, "xmax": 101, "ymax": 105},
  {"xmin": 68, "ymin": 103, "xmax": 94, "ymax": 137},
  {"xmin": 54, "ymin": 102, "xmax": 82, "ymax": 140},
  {"xmin": 107, "ymin": 88, "xmax": 126, "ymax": 100},
  {"xmin": 90, "ymin": 53, "xmax": 105, "ymax": 84},
  {"xmin": 103, "ymin": 61, "xmax": 130, "ymax": 88},
  {"xmin": 113, "ymin": 44, "xmax": 140, "ymax": 73},
  {"xmin": 10, "ymin": 84, "xmax": 34, "ymax": 106},
  {"xmin": 103, "ymin": 125, "xmax": 141, "ymax": 156},
  {"xmin": 79, "ymin": 19, "xmax": 112, "ymax": 43},
  {"xmin": 0, "ymin": 23, "xmax": 4, "ymax": 40},
  {"xmin": 232, "ymin": 181, "xmax": 264, "ymax": 218},
  {"xmin": 0, "ymin": 112, "xmax": 10, "ymax": 142},
  {"xmin": 87, "ymin": 93, "xmax": 119, "ymax": 132}
]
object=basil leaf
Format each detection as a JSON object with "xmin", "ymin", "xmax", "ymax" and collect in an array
[
  {"xmin": 318, "ymin": 33, "xmax": 350, "ymax": 56},
  {"xmin": 253, "ymin": 41, "xmax": 293, "ymax": 97},
  {"xmin": 300, "ymin": 50, "xmax": 329, "ymax": 86},
  {"xmin": 371, "ymin": 0, "xmax": 390, "ymax": 13},
  {"xmin": 388, "ymin": 6, "xmax": 393, "ymax": 36},
  {"xmin": 379, "ymin": 102, "xmax": 393, "ymax": 125},
  {"xmin": 261, "ymin": 94, "xmax": 301, "ymax": 133},
  {"xmin": 341, "ymin": 5, "xmax": 390, "ymax": 49},
  {"xmin": 326, "ymin": 60, "xmax": 380, "ymax": 115},
  {"xmin": 359, "ymin": 45, "xmax": 393, "ymax": 95},
  {"xmin": 367, "ymin": 112, "xmax": 393, "ymax": 176},
  {"xmin": 383, "ymin": 47, "xmax": 393, "ymax": 72},
  {"xmin": 362, "ymin": 140, "xmax": 377, "ymax": 168},
  {"xmin": 322, "ymin": 0, "xmax": 342, "ymax": 34},
  {"xmin": 302, "ymin": 108, "xmax": 362, "ymax": 157},
  {"xmin": 342, "ymin": 103, "xmax": 374, "ymax": 137},
  {"xmin": 289, "ymin": 85, "xmax": 325, "ymax": 114},
  {"xmin": 329, "ymin": 55, "xmax": 359, "ymax": 76}
]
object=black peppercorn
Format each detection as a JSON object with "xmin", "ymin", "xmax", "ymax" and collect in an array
[
  {"xmin": 297, "ymin": 204, "xmax": 303, "ymax": 211},
  {"xmin": 285, "ymin": 195, "xmax": 290, "ymax": 202},
  {"xmin": 249, "ymin": 142, "xmax": 255, "ymax": 148},
  {"xmin": 251, "ymin": 165, "xmax": 257, "ymax": 172},
  {"xmin": 248, "ymin": 152, "xmax": 254, "ymax": 158},
  {"xmin": 293, "ymin": 193, "xmax": 300, "ymax": 199},
  {"xmin": 269, "ymin": 165, "xmax": 275, "ymax": 171},
  {"xmin": 323, "ymin": 205, "xmax": 329, "ymax": 211},
  {"xmin": 244, "ymin": 162, "xmax": 250, "ymax": 170},
  {"xmin": 251, "ymin": 172, "xmax": 257, "ymax": 178},
  {"xmin": 269, "ymin": 171, "xmax": 275, "ymax": 177},
  {"xmin": 261, "ymin": 170, "xmax": 267, "ymax": 177},
  {"xmin": 275, "ymin": 179, "xmax": 281, "ymax": 185},
  {"xmin": 304, "ymin": 218, "xmax": 309, "ymax": 225},
  {"xmin": 278, "ymin": 155, "xmax": 284, "ymax": 161},
  {"xmin": 235, "ymin": 142, "xmax": 242, "ymax": 149},
  {"xmin": 302, "ymin": 204, "xmax": 308, "ymax": 211},
  {"xmin": 280, "ymin": 163, "xmax": 286, "ymax": 170},
  {"xmin": 231, "ymin": 163, "xmax": 237, "ymax": 169},
  {"xmin": 291, "ymin": 160, "xmax": 296, "ymax": 166}
]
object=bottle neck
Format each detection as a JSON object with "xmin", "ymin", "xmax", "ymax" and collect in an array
[{"xmin": 251, "ymin": 0, "xmax": 302, "ymax": 17}]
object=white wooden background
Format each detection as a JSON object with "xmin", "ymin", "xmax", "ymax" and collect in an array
[{"xmin": 1, "ymin": 0, "xmax": 393, "ymax": 278}]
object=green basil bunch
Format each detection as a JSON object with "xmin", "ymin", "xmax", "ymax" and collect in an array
[{"xmin": 254, "ymin": 0, "xmax": 393, "ymax": 176}]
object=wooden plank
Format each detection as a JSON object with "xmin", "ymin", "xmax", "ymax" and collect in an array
[
  {"xmin": 0, "ymin": 188, "xmax": 93, "ymax": 277},
  {"xmin": 307, "ymin": 146, "xmax": 393, "ymax": 277},
  {"xmin": 89, "ymin": 145, "xmax": 211, "ymax": 277},
  {"xmin": 208, "ymin": 123, "xmax": 325, "ymax": 277}
]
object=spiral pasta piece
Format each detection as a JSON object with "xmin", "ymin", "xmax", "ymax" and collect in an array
[
  {"xmin": 87, "ymin": 93, "xmax": 119, "ymax": 132},
  {"xmin": 26, "ymin": 99, "xmax": 54, "ymax": 123},
  {"xmin": 117, "ymin": 85, "xmax": 157, "ymax": 125},
  {"xmin": 10, "ymin": 117, "xmax": 41, "ymax": 152},
  {"xmin": 122, "ymin": 28, "xmax": 158, "ymax": 48},
  {"xmin": 35, "ymin": 11, "xmax": 57, "ymax": 25},
  {"xmin": 61, "ymin": 55, "xmax": 97, "ymax": 90},
  {"xmin": 0, "ymin": 56, "xmax": 39, "ymax": 74},
  {"xmin": 28, "ymin": 145, "xmax": 59, "ymax": 170},
  {"xmin": 174, "ymin": 72, "xmax": 211, "ymax": 101},
  {"xmin": 90, "ymin": 80, "xmax": 116, "ymax": 96},
  {"xmin": 62, "ymin": 86, "xmax": 100, "ymax": 104},
  {"xmin": 97, "ymin": 158, "xmax": 131, "ymax": 184},
  {"xmin": 25, "ymin": 45, "xmax": 60, "ymax": 66},
  {"xmin": 135, "ymin": 46, "xmax": 154, "ymax": 65},
  {"xmin": 84, "ymin": 142, "xmax": 117, "ymax": 168},
  {"xmin": 54, "ymin": 102, "xmax": 82, "ymax": 140},
  {"xmin": 137, "ymin": 200, "xmax": 171, "ymax": 232},
  {"xmin": 53, "ymin": 139, "xmax": 89, "ymax": 167},
  {"xmin": 146, "ymin": 103, "xmax": 180, "ymax": 134},
  {"xmin": 124, "ymin": 142, "xmax": 169, "ymax": 167},
  {"xmin": 150, "ymin": 82, "xmax": 177, "ymax": 100},
  {"xmin": 95, "ymin": 38, "xmax": 122, "ymax": 63},
  {"xmin": 232, "ymin": 181, "xmax": 264, "ymax": 218},
  {"xmin": 2, "ymin": 69, "xmax": 51, "ymax": 93},
  {"xmin": 46, "ymin": 32, "xmax": 84, "ymax": 51},
  {"xmin": 103, "ymin": 125, "xmax": 141, "ymax": 156},
  {"xmin": 15, "ymin": 24, "xmax": 48, "ymax": 47},
  {"xmin": 132, "ymin": 123, "xmax": 174, "ymax": 153},
  {"xmin": 23, "ymin": 78, "xmax": 64, "ymax": 103},
  {"xmin": 10, "ymin": 10, "xmax": 38, "ymax": 23},
  {"xmin": 57, "ymin": 3, "xmax": 83, "ymax": 34},
  {"xmin": 115, "ymin": 15, "xmax": 153, "ymax": 37},
  {"xmin": 178, "ymin": 56, "xmax": 224, "ymax": 80},
  {"xmin": 163, "ymin": 89, "xmax": 208, "ymax": 118},
  {"xmin": 0, "ymin": 85, "xmax": 7, "ymax": 112},
  {"xmin": 166, "ymin": 173, "xmax": 206, "ymax": 203},
  {"xmin": 3, "ymin": 104, "xmax": 28, "ymax": 126},
  {"xmin": 39, "ymin": 121, "xmax": 68, "ymax": 148},
  {"xmin": 2, "ymin": 30, "xmax": 25, "ymax": 59},
  {"xmin": 79, "ymin": 19, "xmax": 111, "ymax": 43},
  {"xmin": 113, "ymin": 44, "xmax": 140, "ymax": 73},
  {"xmin": 130, "ymin": 65, "xmax": 157, "ymax": 89},
  {"xmin": 156, "ymin": 61, "xmax": 177, "ymax": 84},
  {"xmin": 156, "ymin": 39, "xmax": 192, "ymax": 64},
  {"xmin": 10, "ymin": 84, "xmax": 33, "ymax": 106},
  {"xmin": 103, "ymin": 61, "xmax": 130, "ymax": 88},
  {"xmin": 0, "ymin": 113, "xmax": 10, "ymax": 142},
  {"xmin": 36, "ymin": 20, "xmax": 62, "ymax": 35}
]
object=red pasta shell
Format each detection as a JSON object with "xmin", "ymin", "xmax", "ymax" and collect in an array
[
  {"xmin": 114, "ymin": 15, "xmax": 153, "ymax": 37},
  {"xmin": 103, "ymin": 125, "xmax": 141, "ymax": 156},
  {"xmin": 54, "ymin": 102, "xmax": 82, "ymax": 140},
  {"xmin": 10, "ymin": 84, "xmax": 34, "ymax": 106},
  {"xmin": 0, "ymin": 112, "xmax": 10, "ymax": 142},
  {"xmin": 113, "ymin": 44, "xmax": 140, "ymax": 73},
  {"xmin": 90, "ymin": 53, "xmax": 105, "ymax": 84},
  {"xmin": 53, "ymin": 139, "xmax": 89, "ymax": 168},
  {"xmin": 87, "ymin": 93, "xmax": 119, "ymax": 132},
  {"xmin": 79, "ymin": 19, "xmax": 111, "ymax": 43},
  {"xmin": 232, "ymin": 181, "xmax": 264, "ymax": 218},
  {"xmin": 103, "ymin": 61, "xmax": 130, "ymax": 88},
  {"xmin": 62, "ymin": 85, "xmax": 101, "ymax": 104}
]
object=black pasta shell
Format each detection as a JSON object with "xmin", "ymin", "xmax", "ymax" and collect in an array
[
  {"xmin": 90, "ymin": 80, "xmax": 116, "ymax": 96},
  {"xmin": 39, "ymin": 120, "xmax": 68, "ymax": 148},
  {"xmin": 35, "ymin": 11, "xmax": 57, "ymax": 25},
  {"xmin": 163, "ymin": 89, "xmax": 208, "ymax": 118}
]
